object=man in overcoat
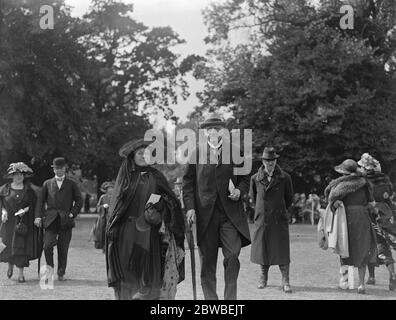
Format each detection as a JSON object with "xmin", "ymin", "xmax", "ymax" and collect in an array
[
  {"xmin": 35, "ymin": 157, "xmax": 83, "ymax": 281},
  {"xmin": 182, "ymin": 114, "xmax": 251, "ymax": 300},
  {"xmin": 250, "ymin": 147, "xmax": 293, "ymax": 293}
]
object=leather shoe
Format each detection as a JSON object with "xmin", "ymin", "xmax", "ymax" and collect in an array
[
  {"xmin": 389, "ymin": 276, "xmax": 396, "ymax": 291},
  {"xmin": 17, "ymin": 276, "xmax": 25, "ymax": 283},
  {"xmin": 257, "ymin": 276, "xmax": 267, "ymax": 289},
  {"xmin": 58, "ymin": 275, "xmax": 66, "ymax": 281},
  {"xmin": 283, "ymin": 284, "xmax": 292, "ymax": 293},
  {"xmin": 357, "ymin": 286, "xmax": 366, "ymax": 294},
  {"xmin": 7, "ymin": 268, "xmax": 13, "ymax": 279},
  {"xmin": 366, "ymin": 277, "xmax": 375, "ymax": 285}
]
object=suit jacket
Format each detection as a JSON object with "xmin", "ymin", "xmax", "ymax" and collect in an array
[
  {"xmin": 35, "ymin": 177, "xmax": 83, "ymax": 229},
  {"xmin": 182, "ymin": 146, "xmax": 251, "ymax": 247}
]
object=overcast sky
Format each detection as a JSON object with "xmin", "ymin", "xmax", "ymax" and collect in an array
[{"xmin": 65, "ymin": 0, "xmax": 215, "ymax": 127}]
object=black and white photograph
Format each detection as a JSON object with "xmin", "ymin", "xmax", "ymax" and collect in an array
[{"xmin": 0, "ymin": 0, "xmax": 396, "ymax": 305}]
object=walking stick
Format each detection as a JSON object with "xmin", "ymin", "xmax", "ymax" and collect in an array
[
  {"xmin": 185, "ymin": 221, "xmax": 197, "ymax": 300},
  {"xmin": 37, "ymin": 224, "xmax": 43, "ymax": 278},
  {"xmin": 179, "ymin": 188, "xmax": 197, "ymax": 300}
]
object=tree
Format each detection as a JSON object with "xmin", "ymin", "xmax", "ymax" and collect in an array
[{"xmin": 193, "ymin": 0, "xmax": 396, "ymax": 192}]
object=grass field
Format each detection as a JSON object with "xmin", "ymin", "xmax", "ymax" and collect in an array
[{"xmin": 0, "ymin": 215, "xmax": 395, "ymax": 300}]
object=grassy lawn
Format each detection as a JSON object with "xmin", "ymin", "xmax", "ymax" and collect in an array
[{"xmin": 0, "ymin": 216, "xmax": 395, "ymax": 300}]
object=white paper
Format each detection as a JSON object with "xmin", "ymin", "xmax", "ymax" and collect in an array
[
  {"xmin": 228, "ymin": 179, "xmax": 235, "ymax": 194},
  {"xmin": 0, "ymin": 239, "xmax": 6, "ymax": 254},
  {"xmin": 15, "ymin": 207, "xmax": 29, "ymax": 216},
  {"xmin": 147, "ymin": 194, "xmax": 161, "ymax": 205}
]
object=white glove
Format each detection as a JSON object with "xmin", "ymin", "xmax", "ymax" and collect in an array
[{"xmin": 1, "ymin": 209, "xmax": 8, "ymax": 223}]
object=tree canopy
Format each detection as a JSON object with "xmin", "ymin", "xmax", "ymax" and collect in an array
[{"xmin": 192, "ymin": 0, "xmax": 396, "ymax": 192}]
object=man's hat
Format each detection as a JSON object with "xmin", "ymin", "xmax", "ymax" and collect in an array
[
  {"xmin": 51, "ymin": 157, "xmax": 67, "ymax": 169},
  {"xmin": 199, "ymin": 113, "xmax": 226, "ymax": 129},
  {"xmin": 118, "ymin": 138, "xmax": 152, "ymax": 158},
  {"xmin": 334, "ymin": 159, "xmax": 358, "ymax": 175},
  {"xmin": 261, "ymin": 147, "xmax": 280, "ymax": 160},
  {"xmin": 100, "ymin": 181, "xmax": 115, "ymax": 193},
  {"xmin": 4, "ymin": 162, "xmax": 34, "ymax": 179}
]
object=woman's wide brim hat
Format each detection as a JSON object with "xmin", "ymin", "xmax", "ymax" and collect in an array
[
  {"xmin": 334, "ymin": 159, "xmax": 358, "ymax": 175},
  {"xmin": 118, "ymin": 138, "xmax": 152, "ymax": 158},
  {"xmin": 261, "ymin": 147, "xmax": 280, "ymax": 160},
  {"xmin": 4, "ymin": 162, "xmax": 34, "ymax": 179},
  {"xmin": 100, "ymin": 181, "xmax": 115, "ymax": 193},
  {"xmin": 357, "ymin": 153, "xmax": 381, "ymax": 172},
  {"xmin": 199, "ymin": 113, "xmax": 226, "ymax": 129}
]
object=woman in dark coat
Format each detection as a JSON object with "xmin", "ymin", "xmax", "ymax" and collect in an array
[
  {"xmin": 0, "ymin": 162, "xmax": 41, "ymax": 282},
  {"xmin": 324, "ymin": 159, "xmax": 377, "ymax": 294},
  {"xmin": 357, "ymin": 153, "xmax": 396, "ymax": 290},
  {"xmin": 249, "ymin": 147, "xmax": 293, "ymax": 293},
  {"xmin": 105, "ymin": 139, "xmax": 185, "ymax": 300}
]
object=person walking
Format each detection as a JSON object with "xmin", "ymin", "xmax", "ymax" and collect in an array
[
  {"xmin": 35, "ymin": 157, "xmax": 83, "ymax": 281},
  {"xmin": 249, "ymin": 147, "xmax": 294, "ymax": 293},
  {"xmin": 183, "ymin": 113, "xmax": 251, "ymax": 300},
  {"xmin": 324, "ymin": 159, "xmax": 377, "ymax": 294},
  {"xmin": 105, "ymin": 139, "xmax": 185, "ymax": 300},
  {"xmin": 0, "ymin": 162, "xmax": 41, "ymax": 282},
  {"xmin": 357, "ymin": 153, "xmax": 396, "ymax": 290}
]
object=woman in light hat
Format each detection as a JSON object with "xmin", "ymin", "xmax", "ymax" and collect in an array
[
  {"xmin": 358, "ymin": 153, "xmax": 396, "ymax": 290},
  {"xmin": 0, "ymin": 162, "xmax": 41, "ymax": 282},
  {"xmin": 105, "ymin": 138, "xmax": 185, "ymax": 300},
  {"xmin": 324, "ymin": 159, "xmax": 377, "ymax": 294}
]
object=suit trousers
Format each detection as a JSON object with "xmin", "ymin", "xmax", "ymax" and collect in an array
[
  {"xmin": 43, "ymin": 215, "xmax": 72, "ymax": 276},
  {"xmin": 198, "ymin": 197, "xmax": 242, "ymax": 300}
]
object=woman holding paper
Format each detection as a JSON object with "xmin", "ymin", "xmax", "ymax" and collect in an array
[
  {"xmin": 0, "ymin": 162, "xmax": 41, "ymax": 282},
  {"xmin": 324, "ymin": 159, "xmax": 377, "ymax": 294},
  {"xmin": 106, "ymin": 139, "xmax": 185, "ymax": 300}
]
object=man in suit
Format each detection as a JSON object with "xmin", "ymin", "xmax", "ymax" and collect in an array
[
  {"xmin": 249, "ymin": 147, "xmax": 293, "ymax": 293},
  {"xmin": 35, "ymin": 157, "xmax": 83, "ymax": 281},
  {"xmin": 183, "ymin": 114, "xmax": 251, "ymax": 300}
]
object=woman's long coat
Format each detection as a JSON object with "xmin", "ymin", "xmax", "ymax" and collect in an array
[{"xmin": 249, "ymin": 165, "xmax": 293, "ymax": 266}]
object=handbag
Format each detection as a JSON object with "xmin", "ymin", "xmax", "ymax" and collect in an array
[{"xmin": 15, "ymin": 217, "xmax": 28, "ymax": 236}]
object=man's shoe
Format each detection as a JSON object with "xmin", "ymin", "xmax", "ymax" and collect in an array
[
  {"xmin": 366, "ymin": 277, "xmax": 375, "ymax": 285},
  {"xmin": 58, "ymin": 275, "xmax": 66, "ymax": 281},
  {"xmin": 283, "ymin": 284, "xmax": 292, "ymax": 293},
  {"xmin": 389, "ymin": 275, "xmax": 396, "ymax": 291},
  {"xmin": 17, "ymin": 276, "xmax": 25, "ymax": 283},
  {"xmin": 257, "ymin": 277, "xmax": 267, "ymax": 289},
  {"xmin": 357, "ymin": 285, "xmax": 366, "ymax": 294}
]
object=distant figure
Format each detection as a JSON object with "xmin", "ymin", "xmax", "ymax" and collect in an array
[
  {"xmin": 250, "ymin": 147, "xmax": 293, "ymax": 293},
  {"xmin": 84, "ymin": 193, "xmax": 91, "ymax": 213},
  {"xmin": 91, "ymin": 181, "xmax": 114, "ymax": 251}
]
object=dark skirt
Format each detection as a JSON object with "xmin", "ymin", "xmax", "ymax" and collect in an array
[
  {"xmin": 0, "ymin": 212, "xmax": 29, "ymax": 268},
  {"xmin": 341, "ymin": 205, "xmax": 377, "ymax": 268}
]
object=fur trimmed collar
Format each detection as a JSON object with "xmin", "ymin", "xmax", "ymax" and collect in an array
[{"xmin": 325, "ymin": 174, "xmax": 368, "ymax": 205}]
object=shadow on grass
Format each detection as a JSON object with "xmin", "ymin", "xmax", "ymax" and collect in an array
[{"xmin": 55, "ymin": 279, "xmax": 107, "ymax": 287}]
